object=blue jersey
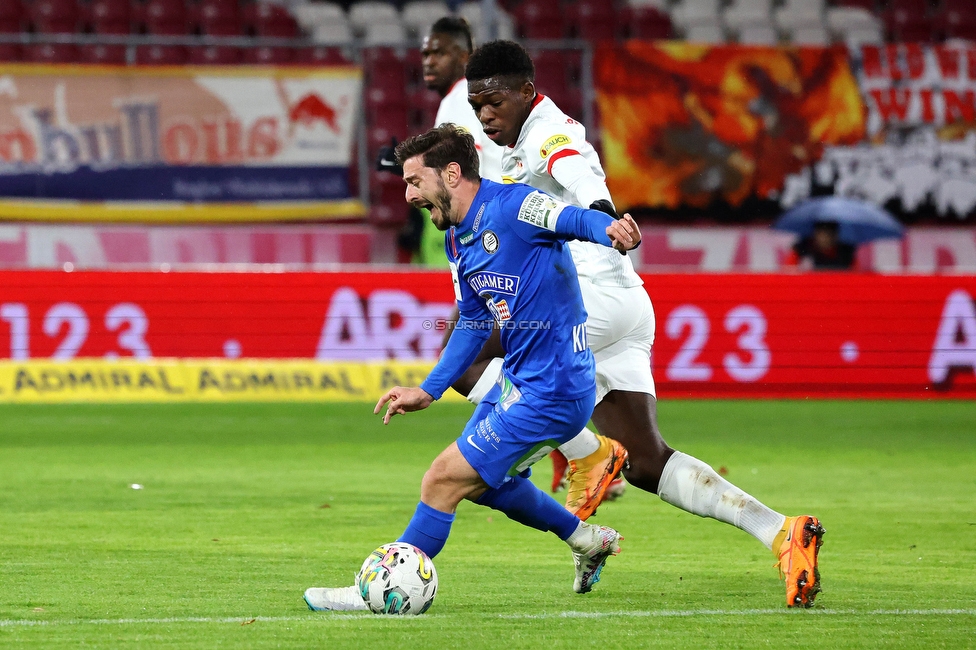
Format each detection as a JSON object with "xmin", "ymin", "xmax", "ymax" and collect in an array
[{"xmin": 420, "ymin": 180, "xmax": 618, "ymax": 402}]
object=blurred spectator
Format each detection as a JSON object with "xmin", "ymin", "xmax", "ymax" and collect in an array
[{"xmin": 786, "ymin": 221, "xmax": 856, "ymax": 270}]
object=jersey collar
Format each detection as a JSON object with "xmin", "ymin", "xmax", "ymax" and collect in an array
[
  {"xmin": 508, "ymin": 94, "xmax": 546, "ymax": 149},
  {"xmin": 454, "ymin": 180, "xmax": 497, "ymax": 245}
]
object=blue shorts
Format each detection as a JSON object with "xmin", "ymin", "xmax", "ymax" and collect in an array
[{"xmin": 456, "ymin": 376, "xmax": 596, "ymax": 489}]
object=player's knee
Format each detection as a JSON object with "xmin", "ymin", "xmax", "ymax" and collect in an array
[{"xmin": 420, "ymin": 458, "xmax": 470, "ymax": 508}]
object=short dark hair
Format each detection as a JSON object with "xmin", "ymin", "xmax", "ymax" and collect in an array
[
  {"xmin": 429, "ymin": 16, "xmax": 473, "ymax": 54},
  {"xmin": 395, "ymin": 124, "xmax": 481, "ymax": 181},
  {"xmin": 466, "ymin": 40, "xmax": 535, "ymax": 83}
]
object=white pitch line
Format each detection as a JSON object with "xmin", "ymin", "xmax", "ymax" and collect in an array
[{"xmin": 1, "ymin": 609, "xmax": 974, "ymax": 628}]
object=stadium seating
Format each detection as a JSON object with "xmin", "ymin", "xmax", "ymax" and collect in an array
[
  {"xmin": 246, "ymin": 3, "xmax": 299, "ymax": 37},
  {"xmin": 671, "ymin": 0, "xmax": 724, "ymax": 32},
  {"xmin": 80, "ymin": 43, "xmax": 129, "ymax": 63},
  {"xmin": 0, "ymin": 43, "xmax": 23, "ymax": 62},
  {"xmin": 565, "ymin": 1, "xmax": 619, "ymax": 42},
  {"xmin": 790, "ymin": 25, "xmax": 831, "ymax": 45},
  {"xmin": 936, "ymin": 0, "xmax": 976, "ymax": 40},
  {"xmin": 774, "ymin": 0, "xmax": 825, "ymax": 35},
  {"xmin": 143, "ymin": 0, "xmax": 189, "ymax": 34},
  {"xmin": 401, "ymin": 0, "xmax": 451, "ymax": 40},
  {"xmin": 29, "ymin": 0, "xmax": 81, "ymax": 33},
  {"xmin": 188, "ymin": 44, "xmax": 243, "ymax": 64},
  {"xmin": 826, "ymin": 6, "xmax": 884, "ymax": 43},
  {"xmin": 347, "ymin": 1, "xmax": 400, "ymax": 33},
  {"xmin": 884, "ymin": 0, "xmax": 932, "ymax": 41},
  {"xmin": 89, "ymin": 0, "xmax": 131, "ymax": 32},
  {"xmin": 722, "ymin": 0, "xmax": 773, "ymax": 33},
  {"xmin": 738, "ymin": 23, "xmax": 778, "ymax": 44},
  {"xmin": 243, "ymin": 45, "xmax": 295, "ymax": 64},
  {"xmin": 311, "ymin": 22, "xmax": 356, "ymax": 45},
  {"xmin": 512, "ymin": 0, "xmax": 563, "ymax": 39},
  {"xmin": 294, "ymin": 45, "xmax": 353, "ymax": 64},
  {"xmin": 292, "ymin": 1, "xmax": 346, "ymax": 34},
  {"xmin": 456, "ymin": 1, "xmax": 517, "ymax": 41},
  {"xmin": 25, "ymin": 42, "xmax": 81, "ymax": 62},
  {"xmin": 135, "ymin": 44, "xmax": 188, "ymax": 64},
  {"xmin": 622, "ymin": 6, "xmax": 674, "ymax": 39}
]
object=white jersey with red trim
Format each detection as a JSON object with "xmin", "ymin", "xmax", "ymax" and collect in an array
[
  {"xmin": 435, "ymin": 78, "xmax": 504, "ymax": 182},
  {"xmin": 500, "ymin": 94, "xmax": 642, "ymax": 288}
]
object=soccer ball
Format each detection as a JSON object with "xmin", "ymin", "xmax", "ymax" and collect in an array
[{"xmin": 356, "ymin": 542, "xmax": 438, "ymax": 615}]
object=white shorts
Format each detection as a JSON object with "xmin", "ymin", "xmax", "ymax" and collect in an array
[
  {"xmin": 579, "ymin": 279, "xmax": 656, "ymax": 403},
  {"xmin": 466, "ymin": 280, "xmax": 656, "ymax": 406}
]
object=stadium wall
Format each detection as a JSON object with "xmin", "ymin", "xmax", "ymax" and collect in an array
[{"xmin": 1, "ymin": 270, "xmax": 974, "ymax": 401}]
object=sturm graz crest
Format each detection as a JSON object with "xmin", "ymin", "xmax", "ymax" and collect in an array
[{"xmin": 482, "ymin": 230, "xmax": 499, "ymax": 254}]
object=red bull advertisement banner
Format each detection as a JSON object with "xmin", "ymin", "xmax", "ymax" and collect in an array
[
  {"xmin": 1, "ymin": 270, "xmax": 974, "ymax": 399},
  {"xmin": 0, "ymin": 65, "xmax": 363, "ymax": 222}
]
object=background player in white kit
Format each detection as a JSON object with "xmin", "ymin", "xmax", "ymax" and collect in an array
[{"xmin": 461, "ymin": 40, "xmax": 825, "ymax": 608}]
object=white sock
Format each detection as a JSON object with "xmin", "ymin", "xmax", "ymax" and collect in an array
[
  {"xmin": 557, "ymin": 428, "xmax": 601, "ymax": 460},
  {"xmin": 465, "ymin": 357, "xmax": 504, "ymax": 404},
  {"xmin": 565, "ymin": 521, "xmax": 590, "ymax": 551},
  {"xmin": 657, "ymin": 451, "xmax": 786, "ymax": 550}
]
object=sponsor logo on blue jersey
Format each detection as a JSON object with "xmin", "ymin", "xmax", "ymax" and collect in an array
[{"xmin": 468, "ymin": 271, "xmax": 520, "ymax": 296}]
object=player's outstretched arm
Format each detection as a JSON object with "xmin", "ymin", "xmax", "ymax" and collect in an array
[
  {"xmin": 606, "ymin": 213, "xmax": 641, "ymax": 252},
  {"xmin": 374, "ymin": 386, "xmax": 435, "ymax": 424}
]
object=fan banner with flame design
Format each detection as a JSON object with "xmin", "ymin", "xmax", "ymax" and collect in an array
[{"xmin": 594, "ymin": 43, "xmax": 865, "ymax": 213}]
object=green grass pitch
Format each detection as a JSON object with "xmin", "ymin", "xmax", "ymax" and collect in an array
[{"xmin": 1, "ymin": 400, "xmax": 974, "ymax": 648}]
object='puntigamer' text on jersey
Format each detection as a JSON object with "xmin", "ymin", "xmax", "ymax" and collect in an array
[{"xmin": 419, "ymin": 180, "xmax": 619, "ymax": 402}]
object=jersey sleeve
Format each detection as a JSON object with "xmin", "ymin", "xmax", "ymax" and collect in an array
[
  {"xmin": 523, "ymin": 120, "xmax": 586, "ymax": 179},
  {"xmin": 507, "ymin": 189, "xmax": 615, "ymax": 247}
]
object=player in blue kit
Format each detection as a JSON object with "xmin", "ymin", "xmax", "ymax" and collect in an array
[{"xmin": 303, "ymin": 124, "xmax": 642, "ymax": 612}]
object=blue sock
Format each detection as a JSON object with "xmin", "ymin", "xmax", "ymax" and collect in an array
[
  {"xmin": 397, "ymin": 501, "xmax": 455, "ymax": 558},
  {"xmin": 477, "ymin": 476, "xmax": 580, "ymax": 540}
]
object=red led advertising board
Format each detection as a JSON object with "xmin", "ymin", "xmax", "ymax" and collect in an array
[{"xmin": 1, "ymin": 271, "xmax": 974, "ymax": 399}]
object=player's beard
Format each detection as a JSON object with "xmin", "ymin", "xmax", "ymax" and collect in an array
[{"xmin": 427, "ymin": 179, "xmax": 455, "ymax": 231}]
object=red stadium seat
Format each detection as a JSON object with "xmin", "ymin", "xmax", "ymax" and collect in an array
[
  {"xmin": 885, "ymin": 0, "xmax": 933, "ymax": 41},
  {"xmin": 198, "ymin": 0, "xmax": 240, "ymax": 25},
  {"xmin": 203, "ymin": 20, "xmax": 242, "ymax": 36},
  {"xmin": 79, "ymin": 43, "xmax": 129, "ymax": 64},
  {"xmin": 565, "ymin": 1, "xmax": 618, "ymax": 42},
  {"xmin": 369, "ymin": 171, "xmax": 409, "ymax": 225},
  {"xmin": 529, "ymin": 49, "xmax": 580, "ymax": 96},
  {"xmin": 544, "ymin": 87, "xmax": 583, "ymax": 121},
  {"xmin": 243, "ymin": 46, "xmax": 295, "ymax": 65},
  {"xmin": 623, "ymin": 6, "xmax": 674, "ymax": 40},
  {"xmin": 935, "ymin": 0, "xmax": 976, "ymax": 40},
  {"xmin": 0, "ymin": 43, "xmax": 22, "ymax": 62},
  {"xmin": 0, "ymin": 19, "xmax": 21, "ymax": 33},
  {"xmin": 135, "ymin": 44, "xmax": 187, "ymax": 64},
  {"xmin": 30, "ymin": 0, "xmax": 81, "ymax": 33},
  {"xmin": 0, "ymin": 0, "xmax": 23, "ymax": 23},
  {"xmin": 93, "ymin": 20, "xmax": 131, "ymax": 34},
  {"xmin": 143, "ymin": 0, "xmax": 186, "ymax": 33},
  {"xmin": 294, "ymin": 46, "xmax": 353, "ymax": 65},
  {"xmin": 513, "ymin": 0, "xmax": 565, "ymax": 39},
  {"xmin": 243, "ymin": 2, "xmax": 299, "ymax": 38},
  {"xmin": 25, "ymin": 43, "xmax": 81, "ymax": 62},
  {"xmin": 188, "ymin": 44, "xmax": 242, "ymax": 64},
  {"xmin": 90, "ymin": 0, "xmax": 130, "ymax": 26},
  {"xmin": 407, "ymin": 86, "xmax": 441, "ymax": 131}
]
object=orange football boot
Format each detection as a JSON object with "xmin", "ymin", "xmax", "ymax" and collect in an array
[
  {"xmin": 775, "ymin": 515, "xmax": 825, "ymax": 608},
  {"xmin": 564, "ymin": 435, "xmax": 628, "ymax": 520}
]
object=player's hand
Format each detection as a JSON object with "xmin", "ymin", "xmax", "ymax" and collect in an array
[
  {"xmin": 606, "ymin": 213, "xmax": 641, "ymax": 252},
  {"xmin": 374, "ymin": 386, "xmax": 434, "ymax": 424},
  {"xmin": 375, "ymin": 137, "xmax": 403, "ymax": 176}
]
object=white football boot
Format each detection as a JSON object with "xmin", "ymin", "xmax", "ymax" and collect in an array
[
  {"xmin": 568, "ymin": 523, "xmax": 622, "ymax": 594},
  {"xmin": 303, "ymin": 585, "xmax": 367, "ymax": 612}
]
